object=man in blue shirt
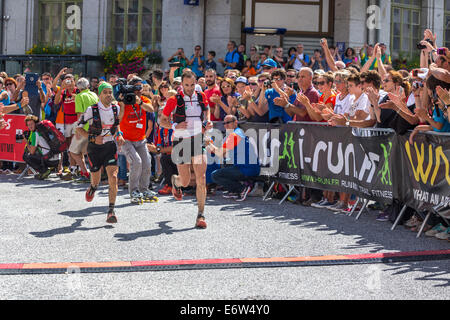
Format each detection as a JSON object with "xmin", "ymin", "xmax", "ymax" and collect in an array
[
  {"xmin": 260, "ymin": 69, "xmax": 296, "ymax": 123},
  {"xmin": 188, "ymin": 45, "xmax": 205, "ymax": 78},
  {"xmin": 218, "ymin": 41, "xmax": 240, "ymax": 72},
  {"xmin": 208, "ymin": 115, "xmax": 260, "ymax": 201}
]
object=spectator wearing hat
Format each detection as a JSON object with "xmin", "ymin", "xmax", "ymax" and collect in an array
[
  {"xmin": 261, "ymin": 58, "xmax": 277, "ymax": 75},
  {"xmin": 234, "ymin": 76, "xmax": 252, "ymax": 121}
]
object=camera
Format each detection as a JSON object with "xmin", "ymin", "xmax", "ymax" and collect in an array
[
  {"xmin": 413, "ymin": 81, "xmax": 423, "ymax": 89},
  {"xmin": 264, "ymin": 80, "xmax": 272, "ymax": 88},
  {"xmin": 417, "ymin": 39, "xmax": 434, "ymax": 50},
  {"xmin": 437, "ymin": 48, "xmax": 447, "ymax": 56},
  {"xmin": 115, "ymin": 78, "xmax": 142, "ymax": 105}
]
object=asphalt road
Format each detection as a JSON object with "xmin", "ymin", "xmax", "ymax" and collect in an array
[{"xmin": 0, "ymin": 173, "xmax": 448, "ymax": 300}]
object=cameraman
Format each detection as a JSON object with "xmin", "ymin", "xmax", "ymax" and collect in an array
[{"xmin": 118, "ymin": 77, "xmax": 158, "ymax": 204}]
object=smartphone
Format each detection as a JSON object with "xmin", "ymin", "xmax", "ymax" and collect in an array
[
  {"xmin": 65, "ymin": 67, "xmax": 73, "ymax": 74},
  {"xmin": 412, "ymin": 69, "xmax": 419, "ymax": 77},
  {"xmin": 24, "ymin": 73, "xmax": 40, "ymax": 97},
  {"xmin": 169, "ymin": 62, "xmax": 182, "ymax": 68}
]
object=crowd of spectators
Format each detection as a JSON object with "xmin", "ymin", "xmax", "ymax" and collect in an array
[{"xmin": 0, "ymin": 29, "xmax": 449, "ymax": 239}]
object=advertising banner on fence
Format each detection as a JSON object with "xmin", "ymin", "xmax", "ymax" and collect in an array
[
  {"xmin": 0, "ymin": 114, "xmax": 27, "ymax": 162},
  {"xmin": 241, "ymin": 122, "xmax": 396, "ymax": 203},
  {"xmin": 398, "ymin": 133, "xmax": 450, "ymax": 212}
]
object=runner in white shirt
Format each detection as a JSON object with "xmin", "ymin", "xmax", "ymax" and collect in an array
[
  {"xmin": 159, "ymin": 70, "xmax": 212, "ymax": 229},
  {"xmin": 76, "ymin": 83, "xmax": 124, "ymax": 224}
]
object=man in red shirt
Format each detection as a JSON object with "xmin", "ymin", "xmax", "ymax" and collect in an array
[
  {"xmin": 204, "ymin": 69, "xmax": 221, "ymax": 121},
  {"xmin": 119, "ymin": 77, "xmax": 158, "ymax": 204},
  {"xmin": 54, "ymin": 73, "xmax": 79, "ymax": 179},
  {"xmin": 159, "ymin": 70, "xmax": 212, "ymax": 229}
]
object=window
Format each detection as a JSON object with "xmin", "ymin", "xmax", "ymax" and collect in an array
[
  {"xmin": 111, "ymin": 0, "xmax": 162, "ymax": 51},
  {"xmin": 391, "ymin": 0, "xmax": 422, "ymax": 57},
  {"xmin": 445, "ymin": 1, "xmax": 450, "ymax": 49},
  {"xmin": 38, "ymin": 0, "xmax": 82, "ymax": 53}
]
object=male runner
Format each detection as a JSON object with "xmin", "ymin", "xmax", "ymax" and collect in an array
[
  {"xmin": 76, "ymin": 82, "xmax": 124, "ymax": 223},
  {"xmin": 159, "ymin": 70, "xmax": 212, "ymax": 229}
]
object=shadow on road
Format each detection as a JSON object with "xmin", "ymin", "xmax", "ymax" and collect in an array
[{"xmin": 114, "ymin": 221, "xmax": 195, "ymax": 241}]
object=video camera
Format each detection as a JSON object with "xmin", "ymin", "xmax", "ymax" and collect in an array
[{"xmin": 115, "ymin": 78, "xmax": 142, "ymax": 105}]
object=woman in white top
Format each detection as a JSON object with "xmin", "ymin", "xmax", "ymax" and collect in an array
[{"xmin": 321, "ymin": 70, "xmax": 354, "ymax": 121}]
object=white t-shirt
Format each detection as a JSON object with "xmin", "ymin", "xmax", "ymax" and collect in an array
[
  {"xmin": 35, "ymin": 133, "xmax": 61, "ymax": 161},
  {"xmin": 78, "ymin": 101, "xmax": 120, "ymax": 143},
  {"xmin": 407, "ymin": 93, "xmax": 415, "ymax": 107},
  {"xmin": 348, "ymin": 93, "xmax": 371, "ymax": 119},
  {"xmin": 293, "ymin": 53, "xmax": 307, "ymax": 71},
  {"xmin": 334, "ymin": 93, "xmax": 354, "ymax": 115}
]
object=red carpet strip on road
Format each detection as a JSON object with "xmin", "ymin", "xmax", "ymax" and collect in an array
[{"xmin": 0, "ymin": 250, "xmax": 449, "ymax": 275}]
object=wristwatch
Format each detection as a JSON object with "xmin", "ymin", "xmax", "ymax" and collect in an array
[
  {"xmin": 345, "ymin": 120, "xmax": 350, "ymax": 127},
  {"xmin": 156, "ymin": 146, "xmax": 161, "ymax": 154}
]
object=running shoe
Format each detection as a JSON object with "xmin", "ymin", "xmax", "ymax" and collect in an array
[
  {"xmin": 106, "ymin": 209, "xmax": 117, "ymax": 224},
  {"xmin": 85, "ymin": 186, "xmax": 96, "ymax": 202},
  {"xmin": 236, "ymin": 185, "xmax": 252, "ymax": 202},
  {"xmin": 376, "ymin": 212, "xmax": 390, "ymax": 222},
  {"xmin": 171, "ymin": 175, "xmax": 183, "ymax": 201},
  {"xmin": 195, "ymin": 216, "xmax": 207, "ymax": 229},
  {"xmin": 435, "ymin": 227, "xmax": 450, "ymax": 240},
  {"xmin": 425, "ymin": 223, "xmax": 447, "ymax": 237},
  {"xmin": 158, "ymin": 184, "xmax": 172, "ymax": 195},
  {"xmin": 311, "ymin": 199, "xmax": 327, "ymax": 208}
]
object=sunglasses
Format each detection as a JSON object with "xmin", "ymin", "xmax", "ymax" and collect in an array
[
  {"xmin": 221, "ymin": 84, "xmax": 231, "ymax": 89},
  {"xmin": 317, "ymin": 81, "xmax": 326, "ymax": 86},
  {"xmin": 383, "ymin": 79, "xmax": 391, "ymax": 83},
  {"xmin": 262, "ymin": 66, "xmax": 272, "ymax": 70},
  {"xmin": 287, "ymin": 75, "xmax": 296, "ymax": 78},
  {"xmin": 313, "ymin": 82, "xmax": 319, "ymax": 85},
  {"xmin": 195, "ymin": 48, "xmax": 201, "ymax": 50},
  {"xmin": 249, "ymin": 82, "xmax": 258, "ymax": 86},
  {"xmin": 224, "ymin": 120, "xmax": 235, "ymax": 125},
  {"xmin": 5, "ymin": 83, "xmax": 14, "ymax": 86},
  {"xmin": 272, "ymin": 78, "xmax": 282, "ymax": 81}
]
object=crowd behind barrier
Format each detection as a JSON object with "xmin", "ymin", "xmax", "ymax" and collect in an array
[{"xmin": 0, "ymin": 30, "xmax": 450, "ymax": 239}]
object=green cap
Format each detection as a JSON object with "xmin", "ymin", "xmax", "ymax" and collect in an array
[{"xmin": 98, "ymin": 82, "xmax": 113, "ymax": 95}]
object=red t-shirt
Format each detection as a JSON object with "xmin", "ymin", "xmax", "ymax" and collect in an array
[
  {"xmin": 120, "ymin": 96, "xmax": 150, "ymax": 142},
  {"xmin": 204, "ymin": 85, "xmax": 222, "ymax": 122},
  {"xmin": 61, "ymin": 89, "xmax": 78, "ymax": 124}
]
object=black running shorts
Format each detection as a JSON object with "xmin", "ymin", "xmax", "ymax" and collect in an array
[
  {"xmin": 171, "ymin": 134, "xmax": 206, "ymax": 165},
  {"xmin": 87, "ymin": 141, "xmax": 118, "ymax": 173}
]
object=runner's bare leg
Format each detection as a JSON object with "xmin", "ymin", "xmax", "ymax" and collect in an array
[
  {"xmin": 192, "ymin": 154, "xmax": 207, "ymax": 214},
  {"xmin": 106, "ymin": 165, "xmax": 118, "ymax": 204}
]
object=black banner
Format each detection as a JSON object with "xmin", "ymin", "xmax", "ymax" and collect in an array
[
  {"xmin": 240, "ymin": 122, "xmax": 397, "ymax": 204},
  {"xmin": 398, "ymin": 132, "xmax": 450, "ymax": 212}
]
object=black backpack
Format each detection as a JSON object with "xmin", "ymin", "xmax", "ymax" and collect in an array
[
  {"xmin": 233, "ymin": 51, "xmax": 245, "ymax": 71},
  {"xmin": 173, "ymin": 93, "xmax": 208, "ymax": 124},
  {"xmin": 87, "ymin": 104, "xmax": 120, "ymax": 138}
]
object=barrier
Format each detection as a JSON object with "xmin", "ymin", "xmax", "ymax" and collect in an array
[
  {"xmin": 236, "ymin": 121, "xmax": 450, "ymax": 236},
  {"xmin": 0, "ymin": 114, "xmax": 27, "ymax": 163}
]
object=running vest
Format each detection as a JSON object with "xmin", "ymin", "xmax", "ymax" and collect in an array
[
  {"xmin": 87, "ymin": 104, "xmax": 120, "ymax": 139},
  {"xmin": 173, "ymin": 92, "xmax": 208, "ymax": 124}
]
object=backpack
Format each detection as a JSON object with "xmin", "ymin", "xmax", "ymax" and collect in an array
[
  {"xmin": 35, "ymin": 120, "xmax": 68, "ymax": 159},
  {"xmin": 233, "ymin": 51, "xmax": 245, "ymax": 71},
  {"xmin": 173, "ymin": 92, "xmax": 208, "ymax": 124},
  {"xmin": 87, "ymin": 104, "xmax": 120, "ymax": 138}
]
